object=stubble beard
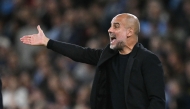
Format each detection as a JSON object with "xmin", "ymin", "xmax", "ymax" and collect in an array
[{"xmin": 110, "ymin": 41, "xmax": 125, "ymax": 51}]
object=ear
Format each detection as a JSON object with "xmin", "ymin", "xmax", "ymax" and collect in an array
[{"xmin": 126, "ymin": 28, "xmax": 133, "ymax": 37}]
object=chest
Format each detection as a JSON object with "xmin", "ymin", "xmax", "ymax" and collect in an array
[{"xmin": 105, "ymin": 56, "xmax": 144, "ymax": 87}]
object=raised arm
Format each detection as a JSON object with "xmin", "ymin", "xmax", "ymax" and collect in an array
[{"xmin": 20, "ymin": 25, "xmax": 102, "ymax": 65}]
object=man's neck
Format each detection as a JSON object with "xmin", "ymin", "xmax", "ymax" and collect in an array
[
  {"xmin": 119, "ymin": 42, "xmax": 137, "ymax": 55},
  {"xmin": 118, "ymin": 47, "xmax": 132, "ymax": 55}
]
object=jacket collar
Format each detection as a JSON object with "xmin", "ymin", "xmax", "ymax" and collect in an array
[{"xmin": 97, "ymin": 43, "xmax": 141, "ymax": 67}]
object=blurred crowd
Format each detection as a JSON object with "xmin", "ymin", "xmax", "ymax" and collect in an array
[{"xmin": 0, "ymin": 0, "xmax": 190, "ymax": 109}]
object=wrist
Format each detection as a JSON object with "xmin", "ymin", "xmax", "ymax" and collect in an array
[{"xmin": 44, "ymin": 37, "xmax": 50, "ymax": 46}]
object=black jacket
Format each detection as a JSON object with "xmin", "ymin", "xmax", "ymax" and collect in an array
[
  {"xmin": 47, "ymin": 39, "xmax": 166, "ymax": 109},
  {"xmin": 0, "ymin": 80, "xmax": 2, "ymax": 109}
]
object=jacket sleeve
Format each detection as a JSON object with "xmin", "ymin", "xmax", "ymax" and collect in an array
[
  {"xmin": 47, "ymin": 39, "xmax": 103, "ymax": 65},
  {"xmin": 142, "ymin": 53, "xmax": 166, "ymax": 109}
]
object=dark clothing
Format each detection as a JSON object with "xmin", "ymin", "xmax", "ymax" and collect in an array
[
  {"xmin": 107, "ymin": 53, "xmax": 130, "ymax": 109},
  {"xmin": 47, "ymin": 39, "xmax": 166, "ymax": 109},
  {"xmin": 0, "ymin": 80, "xmax": 2, "ymax": 109}
]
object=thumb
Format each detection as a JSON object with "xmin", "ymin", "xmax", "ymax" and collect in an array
[{"xmin": 37, "ymin": 25, "xmax": 43, "ymax": 33}]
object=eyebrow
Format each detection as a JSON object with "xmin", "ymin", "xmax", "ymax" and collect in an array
[{"xmin": 113, "ymin": 22, "xmax": 120, "ymax": 25}]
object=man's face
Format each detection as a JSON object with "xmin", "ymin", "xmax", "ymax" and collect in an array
[{"xmin": 108, "ymin": 16, "xmax": 129, "ymax": 50}]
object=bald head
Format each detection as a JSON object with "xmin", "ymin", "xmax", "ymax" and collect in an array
[{"xmin": 113, "ymin": 13, "xmax": 140, "ymax": 35}]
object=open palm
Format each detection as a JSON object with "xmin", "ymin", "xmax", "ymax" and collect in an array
[{"xmin": 20, "ymin": 25, "xmax": 49, "ymax": 46}]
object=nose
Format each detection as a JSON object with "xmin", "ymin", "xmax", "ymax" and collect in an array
[{"xmin": 108, "ymin": 27, "xmax": 113, "ymax": 33}]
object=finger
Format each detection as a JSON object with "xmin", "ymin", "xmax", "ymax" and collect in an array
[
  {"xmin": 21, "ymin": 37, "xmax": 30, "ymax": 42},
  {"xmin": 21, "ymin": 39, "xmax": 31, "ymax": 45},
  {"xmin": 20, "ymin": 35, "xmax": 31, "ymax": 41},
  {"xmin": 21, "ymin": 35, "xmax": 35, "ymax": 42},
  {"xmin": 20, "ymin": 37, "xmax": 30, "ymax": 42},
  {"xmin": 20, "ymin": 35, "xmax": 32, "ymax": 40},
  {"xmin": 20, "ymin": 36, "xmax": 26, "ymax": 40},
  {"xmin": 37, "ymin": 25, "xmax": 43, "ymax": 33}
]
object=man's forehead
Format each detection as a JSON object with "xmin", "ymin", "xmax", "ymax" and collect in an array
[{"xmin": 111, "ymin": 15, "xmax": 125, "ymax": 24}]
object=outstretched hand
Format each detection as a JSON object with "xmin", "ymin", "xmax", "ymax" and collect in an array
[{"xmin": 20, "ymin": 25, "xmax": 49, "ymax": 46}]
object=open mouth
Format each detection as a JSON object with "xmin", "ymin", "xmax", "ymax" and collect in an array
[{"xmin": 110, "ymin": 37, "xmax": 116, "ymax": 44}]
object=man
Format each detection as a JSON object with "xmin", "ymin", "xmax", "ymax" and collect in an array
[{"xmin": 20, "ymin": 13, "xmax": 165, "ymax": 109}]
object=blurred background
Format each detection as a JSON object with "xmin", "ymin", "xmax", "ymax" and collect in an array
[{"xmin": 0, "ymin": 0, "xmax": 190, "ymax": 109}]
